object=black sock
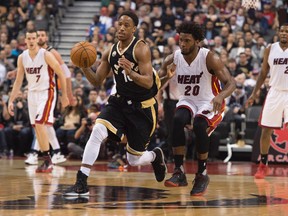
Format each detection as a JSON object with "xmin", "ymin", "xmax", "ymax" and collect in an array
[
  {"xmin": 42, "ymin": 151, "xmax": 52, "ymax": 163},
  {"xmin": 53, "ymin": 149, "xmax": 60, "ymax": 154},
  {"xmin": 174, "ymin": 155, "xmax": 184, "ymax": 168},
  {"xmin": 198, "ymin": 159, "xmax": 207, "ymax": 175},
  {"xmin": 260, "ymin": 154, "xmax": 268, "ymax": 165}
]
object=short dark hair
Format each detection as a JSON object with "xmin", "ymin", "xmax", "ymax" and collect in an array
[
  {"xmin": 26, "ymin": 29, "xmax": 38, "ymax": 37},
  {"xmin": 176, "ymin": 21, "xmax": 205, "ymax": 41},
  {"xmin": 119, "ymin": 10, "xmax": 139, "ymax": 26}
]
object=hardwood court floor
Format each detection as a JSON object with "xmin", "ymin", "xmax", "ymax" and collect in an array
[{"xmin": 1, "ymin": 158, "xmax": 288, "ymax": 216}]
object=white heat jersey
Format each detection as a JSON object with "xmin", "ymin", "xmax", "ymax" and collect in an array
[
  {"xmin": 22, "ymin": 48, "xmax": 55, "ymax": 91},
  {"xmin": 268, "ymin": 42, "xmax": 288, "ymax": 90},
  {"xmin": 173, "ymin": 48, "xmax": 222, "ymax": 103}
]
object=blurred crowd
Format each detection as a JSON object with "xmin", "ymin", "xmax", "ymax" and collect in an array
[{"xmin": 0, "ymin": 0, "xmax": 287, "ymax": 164}]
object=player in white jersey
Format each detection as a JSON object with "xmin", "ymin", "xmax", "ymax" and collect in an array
[
  {"xmin": 159, "ymin": 21, "xmax": 236, "ymax": 196},
  {"xmin": 25, "ymin": 29, "xmax": 73, "ymax": 165},
  {"xmin": 8, "ymin": 30, "xmax": 69, "ymax": 173},
  {"xmin": 247, "ymin": 23, "xmax": 288, "ymax": 179}
]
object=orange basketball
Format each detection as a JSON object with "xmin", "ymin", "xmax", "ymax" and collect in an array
[{"xmin": 70, "ymin": 41, "xmax": 97, "ymax": 68}]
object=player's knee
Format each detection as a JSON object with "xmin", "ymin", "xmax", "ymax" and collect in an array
[
  {"xmin": 91, "ymin": 123, "xmax": 108, "ymax": 143},
  {"xmin": 173, "ymin": 113, "xmax": 187, "ymax": 129},
  {"xmin": 126, "ymin": 153, "xmax": 140, "ymax": 166},
  {"xmin": 193, "ymin": 117, "xmax": 208, "ymax": 136}
]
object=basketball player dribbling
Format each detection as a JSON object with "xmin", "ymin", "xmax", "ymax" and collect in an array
[
  {"xmin": 64, "ymin": 10, "xmax": 166, "ymax": 197},
  {"xmin": 247, "ymin": 23, "xmax": 288, "ymax": 179},
  {"xmin": 160, "ymin": 21, "xmax": 236, "ymax": 196},
  {"xmin": 8, "ymin": 30, "xmax": 69, "ymax": 173}
]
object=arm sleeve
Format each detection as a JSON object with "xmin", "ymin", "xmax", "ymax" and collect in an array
[{"xmin": 61, "ymin": 64, "xmax": 71, "ymax": 78}]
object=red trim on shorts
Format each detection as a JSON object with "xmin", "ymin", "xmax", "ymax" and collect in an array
[
  {"xmin": 196, "ymin": 102, "xmax": 225, "ymax": 135},
  {"xmin": 35, "ymin": 120, "xmax": 53, "ymax": 126},
  {"xmin": 176, "ymin": 105, "xmax": 194, "ymax": 116},
  {"xmin": 211, "ymin": 75, "xmax": 221, "ymax": 96},
  {"xmin": 38, "ymin": 66, "xmax": 55, "ymax": 124}
]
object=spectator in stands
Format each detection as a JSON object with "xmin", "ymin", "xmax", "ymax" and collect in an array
[
  {"xmin": 252, "ymin": 36, "xmax": 266, "ymax": 64},
  {"xmin": 205, "ymin": 19, "xmax": 219, "ymax": 42},
  {"xmin": 212, "ymin": 36, "xmax": 224, "ymax": 54},
  {"xmin": 206, "ymin": 4, "xmax": 218, "ymax": 22},
  {"xmin": 151, "ymin": 47, "xmax": 163, "ymax": 72},
  {"xmin": 67, "ymin": 112, "xmax": 98, "ymax": 159},
  {"xmin": 99, "ymin": 6, "xmax": 113, "ymax": 34},
  {"xmin": 19, "ymin": 20, "xmax": 35, "ymax": 36},
  {"xmin": 223, "ymin": 33, "xmax": 237, "ymax": 54},
  {"xmin": 3, "ymin": 44, "xmax": 18, "ymax": 67},
  {"xmin": 227, "ymin": 58, "xmax": 238, "ymax": 77},
  {"xmin": 85, "ymin": 88, "xmax": 98, "ymax": 110},
  {"xmin": 17, "ymin": 0, "xmax": 33, "ymax": 30},
  {"xmin": 56, "ymin": 95, "xmax": 87, "ymax": 154},
  {"xmin": 229, "ymin": 15, "xmax": 242, "ymax": 33},
  {"xmin": 0, "ymin": 93, "xmax": 9, "ymax": 157},
  {"xmin": 161, "ymin": 6, "xmax": 176, "ymax": 30},
  {"xmin": 229, "ymin": 37, "xmax": 246, "ymax": 62},
  {"xmin": 5, "ymin": 11, "xmax": 18, "ymax": 41},
  {"xmin": 235, "ymin": 52, "xmax": 253, "ymax": 77},
  {"xmin": 32, "ymin": 1, "xmax": 49, "ymax": 30},
  {"xmin": 72, "ymin": 70, "xmax": 92, "ymax": 94},
  {"xmin": 0, "ymin": 32, "xmax": 8, "ymax": 51},
  {"xmin": 4, "ymin": 90, "xmax": 33, "ymax": 156}
]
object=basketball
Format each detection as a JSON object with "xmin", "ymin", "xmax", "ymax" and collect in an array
[{"xmin": 70, "ymin": 41, "xmax": 97, "ymax": 68}]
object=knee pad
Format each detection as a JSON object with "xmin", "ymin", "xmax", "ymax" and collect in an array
[{"xmin": 193, "ymin": 117, "xmax": 209, "ymax": 154}]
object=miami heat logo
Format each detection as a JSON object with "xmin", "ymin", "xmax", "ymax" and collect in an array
[{"xmin": 270, "ymin": 127, "xmax": 288, "ymax": 154}]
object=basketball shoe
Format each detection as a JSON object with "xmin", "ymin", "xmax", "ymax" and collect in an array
[
  {"xmin": 36, "ymin": 159, "xmax": 53, "ymax": 173},
  {"xmin": 254, "ymin": 162, "xmax": 269, "ymax": 179},
  {"xmin": 25, "ymin": 152, "xmax": 38, "ymax": 165},
  {"xmin": 164, "ymin": 167, "xmax": 188, "ymax": 187},
  {"xmin": 51, "ymin": 152, "xmax": 66, "ymax": 164},
  {"xmin": 190, "ymin": 173, "xmax": 210, "ymax": 196},
  {"xmin": 151, "ymin": 147, "xmax": 167, "ymax": 182},
  {"xmin": 63, "ymin": 170, "xmax": 89, "ymax": 196}
]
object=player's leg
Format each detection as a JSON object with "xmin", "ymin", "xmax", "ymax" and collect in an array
[
  {"xmin": 164, "ymin": 107, "xmax": 191, "ymax": 187},
  {"xmin": 34, "ymin": 90, "xmax": 56, "ymax": 173},
  {"xmin": 25, "ymin": 129, "xmax": 40, "ymax": 165},
  {"xmin": 190, "ymin": 116, "xmax": 210, "ymax": 196},
  {"xmin": 124, "ymin": 99, "xmax": 167, "ymax": 182},
  {"xmin": 254, "ymin": 127, "xmax": 273, "ymax": 179},
  {"xmin": 46, "ymin": 126, "xmax": 66, "ymax": 164},
  {"xmin": 255, "ymin": 89, "xmax": 284, "ymax": 179},
  {"xmin": 63, "ymin": 123, "xmax": 108, "ymax": 196}
]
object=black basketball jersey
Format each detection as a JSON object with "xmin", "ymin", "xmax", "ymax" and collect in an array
[{"xmin": 108, "ymin": 37, "xmax": 160, "ymax": 101}]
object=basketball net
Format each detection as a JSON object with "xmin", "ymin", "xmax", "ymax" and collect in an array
[{"xmin": 242, "ymin": 0, "xmax": 259, "ymax": 9}]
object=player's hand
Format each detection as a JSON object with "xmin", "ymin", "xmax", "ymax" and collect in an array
[
  {"xmin": 211, "ymin": 95, "xmax": 224, "ymax": 114},
  {"xmin": 6, "ymin": 70, "xmax": 17, "ymax": 80},
  {"xmin": 118, "ymin": 55, "xmax": 133, "ymax": 76},
  {"xmin": 8, "ymin": 101, "xmax": 14, "ymax": 116},
  {"xmin": 246, "ymin": 94, "xmax": 256, "ymax": 107},
  {"xmin": 167, "ymin": 63, "xmax": 176, "ymax": 79},
  {"xmin": 61, "ymin": 95, "xmax": 70, "ymax": 109}
]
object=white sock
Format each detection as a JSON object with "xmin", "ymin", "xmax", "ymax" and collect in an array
[
  {"xmin": 127, "ymin": 151, "xmax": 154, "ymax": 166},
  {"xmin": 80, "ymin": 167, "xmax": 91, "ymax": 177},
  {"xmin": 81, "ymin": 123, "xmax": 108, "ymax": 176},
  {"xmin": 46, "ymin": 126, "xmax": 60, "ymax": 150}
]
